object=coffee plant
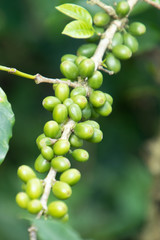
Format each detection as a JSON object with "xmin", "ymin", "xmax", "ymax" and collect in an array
[{"xmin": 0, "ymin": 0, "xmax": 160, "ymax": 239}]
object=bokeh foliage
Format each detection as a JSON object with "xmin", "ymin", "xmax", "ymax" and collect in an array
[{"xmin": 0, "ymin": 0, "xmax": 160, "ymax": 239}]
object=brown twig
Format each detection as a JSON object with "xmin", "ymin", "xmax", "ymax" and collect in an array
[{"xmin": 143, "ymin": 0, "xmax": 160, "ymax": 9}]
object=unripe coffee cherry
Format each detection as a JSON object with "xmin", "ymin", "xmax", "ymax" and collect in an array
[
  {"xmin": 52, "ymin": 181, "xmax": 72, "ymax": 200},
  {"xmin": 105, "ymin": 53, "xmax": 121, "ymax": 73},
  {"xmin": 90, "ymin": 105, "xmax": 100, "ymax": 119},
  {"xmin": 70, "ymin": 87, "xmax": 86, "ymax": 98},
  {"xmin": 69, "ymin": 134, "xmax": 83, "ymax": 148},
  {"xmin": 88, "ymin": 129, "xmax": 103, "ymax": 143},
  {"xmin": 68, "ymin": 103, "xmax": 82, "ymax": 122},
  {"xmin": 63, "ymin": 98, "xmax": 73, "ymax": 108},
  {"xmin": 34, "ymin": 154, "xmax": 51, "ymax": 173},
  {"xmin": 17, "ymin": 165, "xmax": 36, "ymax": 183},
  {"xmin": 88, "ymin": 26, "xmax": 104, "ymax": 42},
  {"xmin": 75, "ymin": 56, "xmax": 87, "ymax": 66},
  {"xmin": 48, "ymin": 201, "xmax": 68, "ymax": 218},
  {"xmin": 60, "ymin": 168, "xmax": 81, "ymax": 186},
  {"xmin": 96, "ymin": 101, "xmax": 112, "ymax": 116},
  {"xmin": 88, "ymin": 71, "xmax": 103, "ymax": 89},
  {"xmin": 82, "ymin": 103, "xmax": 92, "ymax": 120},
  {"xmin": 112, "ymin": 32, "xmax": 123, "ymax": 48},
  {"xmin": 26, "ymin": 178, "xmax": 43, "ymax": 199},
  {"xmin": 71, "ymin": 95, "xmax": 87, "ymax": 110},
  {"xmin": 36, "ymin": 134, "xmax": 45, "ymax": 147},
  {"xmin": 77, "ymin": 43, "xmax": 97, "ymax": 58},
  {"xmin": 123, "ymin": 33, "xmax": 139, "ymax": 53},
  {"xmin": 61, "ymin": 54, "xmax": 77, "ymax": 63},
  {"xmin": 84, "ymin": 120, "xmax": 100, "ymax": 130},
  {"xmin": 61, "ymin": 213, "xmax": 69, "ymax": 222},
  {"xmin": 112, "ymin": 44, "xmax": 132, "ymax": 60},
  {"xmin": 27, "ymin": 199, "xmax": 42, "ymax": 214},
  {"xmin": 78, "ymin": 59, "xmax": 95, "ymax": 78},
  {"xmin": 16, "ymin": 192, "xmax": 30, "ymax": 209},
  {"xmin": 43, "ymin": 120, "xmax": 60, "ymax": 138},
  {"xmin": 42, "ymin": 96, "xmax": 61, "ymax": 112},
  {"xmin": 60, "ymin": 61, "xmax": 79, "ymax": 80},
  {"xmin": 74, "ymin": 122, "xmax": 94, "ymax": 139},
  {"xmin": 105, "ymin": 93, "xmax": 113, "ymax": 105},
  {"xmin": 53, "ymin": 139, "xmax": 70, "ymax": 155},
  {"xmin": 72, "ymin": 149, "xmax": 89, "ymax": 162},
  {"xmin": 55, "ymin": 83, "xmax": 70, "ymax": 102},
  {"xmin": 89, "ymin": 91, "xmax": 106, "ymax": 107},
  {"xmin": 116, "ymin": 1, "xmax": 130, "ymax": 17},
  {"xmin": 41, "ymin": 146, "xmax": 54, "ymax": 161},
  {"xmin": 129, "ymin": 22, "xmax": 146, "ymax": 36},
  {"xmin": 52, "ymin": 104, "xmax": 68, "ymax": 124},
  {"xmin": 37, "ymin": 137, "xmax": 52, "ymax": 150},
  {"xmin": 51, "ymin": 156, "xmax": 70, "ymax": 172},
  {"xmin": 93, "ymin": 12, "xmax": 110, "ymax": 27}
]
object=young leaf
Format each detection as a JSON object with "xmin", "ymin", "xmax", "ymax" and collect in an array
[
  {"xmin": 62, "ymin": 20, "xmax": 94, "ymax": 39},
  {"xmin": 56, "ymin": 4, "xmax": 92, "ymax": 26},
  {"xmin": 34, "ymin": 219, "xmax": 83, "ymax": 240},
  {"xmin": 0, "ymin": 87, "xmax": 15, "ymax": 164}
]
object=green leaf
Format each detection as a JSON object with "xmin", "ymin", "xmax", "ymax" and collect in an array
[
  {"xmin": 62, "ymin": 20, "xmax": 94, "ymax": 39},
  {"xmin": 56, "ymin": 4, "xmax": 92, "ymax": 26},
  {"xmin": 0, "ymin": 87, "xmax": 15, "ymax": 164},
  {"xmin": 34, "ymin": 219, "xmax": 83, "ymax": 240}
]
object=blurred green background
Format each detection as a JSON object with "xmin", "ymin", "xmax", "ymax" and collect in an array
[{"xmin": 0, "ymin": 0, "xmax": 160, "ymax": 239}]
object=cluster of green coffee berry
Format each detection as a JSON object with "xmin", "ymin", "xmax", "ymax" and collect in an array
[
  {"xmin": 16, "ymin": 0, "xmax": 146, "ymax": 222},
  {"xmin": 76, "ymin": 1, "xmax": 146, "ymax": 74}
]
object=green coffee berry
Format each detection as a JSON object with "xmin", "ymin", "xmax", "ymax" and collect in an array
[
  {"xmin": 48, "ymin": 201, "xmax": 68, "ymax": 218},
  {"xmin": 36, "ymin": 134, "xmax": 45, "ymax": 147},
  {"xmin": 60, "ymin": 168, "xmax": 81, "ymax": 186},
  {"xmin": 116, "ymin": 1, "xmax": 130, "ymax": 17},
  {"xmin": 70, "ymin": 87, "xmax": 87, "ymax": 98},
  {"xmin": 34, "ymin": 154, "xmax": 51, "ymax": 173},
  {"xmin": 55, "ymin": 83, "xmax": 70, "ymax": 102},
  {"xmin": 69, "ymin": 133, "xmax": 83, "ymax": 148},
  {"xmin": 42, "ymin": 96, "xmax": 61, "ymax": 112},
  {"xmin": 123, "ymin": 33, "xmax": 139, "ymax": 53},
  {"xmin": 78, "ymin": 58, "xmax": 95, "ymax": 78},
  {"xmin": 112, "ymin": 44, "xmax": 132, "ymax": 60},
  {"xmin": 75, "ymin": 56, "xmax": 87, "ymax": 66},
  {"xmin": 104, "ymin": 93, "xmax": 113, "ymax": 105},
  {"xmin": 43, "ymin": 120, "xmax": 60, "ymax": 138},
  {"xmin": 60, "ymin": 61, "xmax": 79, "ymax": 80},
  {"xmin": 88, "ymin": 71, "xmax": 103, "ymax": 89},
  {"xmin": 27, "ymin": 199, "xmax": 42, "ymax": 214},
  {"xmin": 96, "ymin": 101, "xmax": 112, "ymax": 116},
  {"xmin": 61, "ymin": 54, "xmax": 77, "ymax": 63},
  {"xmin": 105, "ymin": 53, "xmax": 121, "ymax": 73},
  {"xmin": 129, "ymin": 22, "xmax": 146, "ymax": 36},
  {"xmin": 26, "ymin": 178, "xmax": 43, "ymax": 199},
  {"xmin": 84, "ymin": 120, "xmax": 100, "ymax": 130},
  {"xmin": 89, "ymin": 91, "xmax": 106, "ymax": 107},
  {"xmin": 61, "ymin": 213, "xmax": 69, "ymax": 223},
  {"xmin": 37, "ymin": 137, "xmax": 52, "ymax": 150},
  {"xmin": 52, "ymin": 104, "xmax": 68, "ymax": 124},
  {"xmin": 51, "ymin": 156, "xmax": 70, "ymax": 172},
  {"xmin": 82, "ymin": 103, "xmax": 92, "ymax": 120},
  {"xmin": 52, "ymin": 181, "xmax": 72, "ymax": 200},
  {"xmin": 90, "ymin": 105, "xmax": 100, "ymax": 119},
  {"xmin": 88, "ymin": 129, "xmax": 103, "ymax": 143},
  {"xmin": 16, "ymin": 192, "xmax": 30, "ymax": 209},
  {"xmin": 74, "ymin": 122, "xmax": 94, "ymax": 139},
  {"xmin": 88, "ymin": 26, "xmax": 104, "ymax": 42},
  {"xmin": 41, "ymin": 146, "xmax": 54, "ymax": 160},
  {"xmin": 112, "ymin": 32, "xmax": 123, "ymax": 48},
  {"xmin": 63, "ymin": 98, "xmax": 74, "ymax": 108},
  {"xmin": 77, "ymin": 43, "xmax": 97, "ymax": 58},
  {"xmin": 68, "ymin": 103, "xmax": 82, "ymax": 122},
  {"xmin": 71, "ymin": 95, "xmax": 87, "ymax": 110},
  {"xmin": 17, "ymin": 165, "xmax": 36, "ymax": 183},
  {"xmin": 72, "ymin": 149, "xmax": 89, "ymax": 162},
  {"xmin": 53, "ymin": 139, "xmax": 70, "ymax": 156},
  {"xmin": 93, "ymin": 12, "xmax": 110, "ymax": 27}
]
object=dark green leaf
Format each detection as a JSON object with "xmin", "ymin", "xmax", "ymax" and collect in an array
[
  {"xmin": 34, "ymin": 218, "xmax": 83, "ymax": 240},
  {"xmin": 56, "ymin": 4, "xmax": 92, "ymax": 26},
  {"xmin": 62, "ymin": 20, "xmax": 94, "ymax": 39},
  {"xmin": 0, "ymin": 87, "xmax": 15, "ymax": 164}
]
